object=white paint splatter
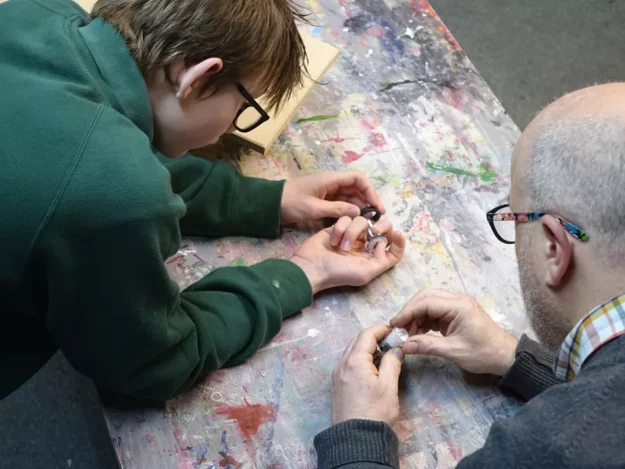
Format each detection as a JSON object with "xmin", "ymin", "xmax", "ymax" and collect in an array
[
  {"xmin": 272, "ymin": 280, "xmax": 281, "ymax": 288},
  {"xmin": 307, "ymin": 328, "xmax": 321, "ymax": 338},
  {"xmin": 404, "ymin": 27, "xmax": 416, "ymax": 39}
]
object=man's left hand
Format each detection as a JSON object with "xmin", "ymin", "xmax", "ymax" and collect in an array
[
  {"xmin": 281, "ymin": 171, "xmax": 385, "ymax": 225},
  {"xmin": 331, "ymin": 324, "xmax": 405, "ymax": 425}
]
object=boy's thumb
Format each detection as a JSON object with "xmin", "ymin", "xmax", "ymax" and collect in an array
[{"xmin": 316, "ymin": 200, "xmax": 360, "ymax": 219}]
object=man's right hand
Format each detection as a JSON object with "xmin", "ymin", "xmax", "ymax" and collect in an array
[{"xmin": 390, "ymin": 289, "xmax": 519, "ymax": 376}]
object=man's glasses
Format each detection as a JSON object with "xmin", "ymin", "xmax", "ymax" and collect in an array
[
  {"xmin": 486, "ymin": 204, "xmax": 589, "ymax": 244},
  {"xmin": 233, "ymin": 84, "xmax": 270, "ymax": 133}
]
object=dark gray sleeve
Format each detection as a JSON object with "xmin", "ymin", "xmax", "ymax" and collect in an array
[
  {"xmin": 498, "ymin": 334, "xmax": 564, "ymax": 401},
  {"xmin": 313, "ymin": 419, "xmax": 399, "ymax": 469}
]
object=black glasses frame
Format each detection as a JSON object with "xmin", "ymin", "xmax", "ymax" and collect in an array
[
  {"xmin": 233, "ymin": 84, "xmax": 270, "ymax": 133},
  {"xmin": 486, "ymin": 203, "xmax": 589, "ymax": 245}
]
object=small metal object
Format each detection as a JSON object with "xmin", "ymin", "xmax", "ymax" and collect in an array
[
  {"xmin": 375, "ymin": 327, "xmax": 409, "ymax": 358},
  {"xmin": 360, "ymin": 206, "xmax": 382, "ymax": 222},
  {"xmin": 361, "ymin": 206, "xmax": 388, "ymax": 253}
]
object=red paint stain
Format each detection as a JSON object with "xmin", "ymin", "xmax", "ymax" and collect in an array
[
  {"xmin": 474, "ymin": 185, "xmax": 500, "ymax": 194},
  {"xmin": 219, "ymin": 452, "xmax": 241, "ymax": 468},
  {"xmin": 446, "ymin": 440, "xmax": 463, "ymax": 460},
  {"xmin": 338, "ymin": 0, "xmax": 352, "ymax": 18},
  {"xmin": 409, "ymin": 0, "xmax": 437, "ymax": 16},
  {"xmin": 366, "ymin": 26, "xmax": 385, "ymax": 37},
  {"xmin": 242, "ymin": 385, "xmax": 249, "ymax": 393},
  {"xmin": 445, "ymin": 87, "xmax": 464, "ymax": 110},
  {"xmin": 216, "ymin": 399, "xmax": 275, "ymax": 439},
  {"xmin": 368, "ymin": 132, "xmax": 386, "ymax": 150},
  {"xmin": 282, "ymin": 342, "xmax": 312, "ymax": 362},
  {"xmin": 323, "ymin": 136, "xmax": 351, "ymax": 144},
  {"xmin": 342, "ymin": 150, "xmax": 363, "ymax": 163}
]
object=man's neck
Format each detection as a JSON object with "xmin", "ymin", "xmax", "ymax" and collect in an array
[{"xmin": 564, "ymin": 275, "xmax": 625, "ymax": 326}]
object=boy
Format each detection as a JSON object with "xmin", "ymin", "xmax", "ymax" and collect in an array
[{"xmin": 0, "ymin": 0, "xmax": 405, "ymax": 400}]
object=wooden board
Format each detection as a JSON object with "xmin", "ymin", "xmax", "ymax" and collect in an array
[{"xmin": 73, "ymin": 0, "xmax": 339, "ymax": 154}]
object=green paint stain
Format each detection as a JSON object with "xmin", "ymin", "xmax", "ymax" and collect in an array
[
  {"xmin": 426, "ymin": 162, "xmax": 476, "ymax": 177},
  {"xmin": 230, "ymin": 257, "xmax": 246, "ymax": 266},
  {"xmin": 426, "ymin": 162, "xmax": 497, "ymax": 183},
  {"xmin": 295, "ymin": 114, "xmax": 340, "ymax": 124},
  {"xmin": 477, "ymin": 163, "xmax": 497, "ymax": 182},
  {"xmin": 379, "ymin": 81, "xmax": 389, "ymax": 88}
]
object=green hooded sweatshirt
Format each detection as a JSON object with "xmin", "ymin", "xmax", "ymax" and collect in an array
[{"xmin": 0, "ymin": 0, "xmax": 312, "ymax": 400}]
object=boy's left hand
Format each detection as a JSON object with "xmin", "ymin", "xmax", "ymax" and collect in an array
[
  {"xmin": 290, "ymin": 217, "xmax": 405, "ymax": 294},
  {"xmin": 281, "ymin": 171, "xmax": 385, "ymax": 225}
]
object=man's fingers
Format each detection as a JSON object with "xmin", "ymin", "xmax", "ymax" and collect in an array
[
  {"xmin": 403, "ymin": 334, "xmax": 451, "ymax": 361},
  {"xmin": 390, "ymin": 295, "xmax": 462, "ymax": 330},
  {"xmin": 341, "ymin": 336, "xmax": 359, "ymax": 360},
  {"xmin": 329, "ymin": 216, "xmax": 353, "ymax": 247},
  {"xmin": 351, "ymin": 324, "xmax": 392, "ymax": 356},
  {"xmin": 378, "ymin": 347, "xmax": 404, "ymax": 395}
]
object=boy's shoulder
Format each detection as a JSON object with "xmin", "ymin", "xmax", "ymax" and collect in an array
[
  {"xmin": 53, "ymin": 105, "xmax": 185, "ymax": 230},
  {"xmin": 3, "ymin": 0, "xmax": 88, "ymax": 19}
]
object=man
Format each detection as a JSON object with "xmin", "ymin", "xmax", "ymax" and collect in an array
[
  {"xmin": 0, "ymin": 0, "xmax": 405, "ymax": 401},
  {"xmin": 315, "ymin": 83, "xmax": 625, "ymax": 468}
]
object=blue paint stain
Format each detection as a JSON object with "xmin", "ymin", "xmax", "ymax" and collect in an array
[
  {"xmin": 378, "ymin": 20, "xmax": 406, "ymax": 65},
  {"xmin": 311, "ymin": 26, "xmax": 324, "ymax": 36},
  {"xmin": 265, "ymin": 351, "xmax": 286, "ymax": 449},
  {"xmin": 221, "ymin": 430, "xmax": 229, "ymax": 454}
]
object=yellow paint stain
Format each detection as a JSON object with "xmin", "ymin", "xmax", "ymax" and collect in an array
[{"xmin": 476, "ymin": 294, "xmax": 497, "ymax": 313}]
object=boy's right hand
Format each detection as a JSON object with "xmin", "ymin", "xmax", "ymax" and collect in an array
[{"xmin": 290, "ymin": 216, "xmax": 405, "ymax": 294}]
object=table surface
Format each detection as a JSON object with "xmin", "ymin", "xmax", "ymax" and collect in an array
[{"xmin": 103, "ymin": 1, "xmax": 527, "ymax": 468}]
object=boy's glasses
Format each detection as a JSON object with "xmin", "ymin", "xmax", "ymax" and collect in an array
[
  {"xmin": 486, "ymin": 203, "xmax": 589, "ymax": 244},
  {"xmin": 233, "ymin": 84, "xmax": 270, "ymax": 132}
]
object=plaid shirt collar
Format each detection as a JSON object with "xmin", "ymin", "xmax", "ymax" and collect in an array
[{"xmin": 554, "ymin": 293, "xmax": 625, "ymax": 381}]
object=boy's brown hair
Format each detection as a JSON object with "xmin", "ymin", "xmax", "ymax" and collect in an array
[{"xmin": 92, "ymin": 0, "xmax": 308, "ymax": 110}]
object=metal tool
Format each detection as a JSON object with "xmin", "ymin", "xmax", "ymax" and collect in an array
[
  {"xmin": 360, "ymin": 206, "xmax": 388, "ymax": 253},
  {"xmin": 374, "ymin": 327, "xmax": 409, "ymax": 358}
]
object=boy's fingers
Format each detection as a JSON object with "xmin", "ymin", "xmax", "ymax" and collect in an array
[
  {"xmin": 315, "ymin": 200, "xmax": 360, "ymax": 220},
  {"xmin": 341, "ymin": 217, "xmax": 370, "ymax": 251},
  {"xmin": 330, "ymin": 216, "xmax": 353, "ymax": 247}
]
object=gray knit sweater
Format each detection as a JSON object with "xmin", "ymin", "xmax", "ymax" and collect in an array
[{"xmin": 314, "ymin": 334, "xmax": 625, "ymax": 469}]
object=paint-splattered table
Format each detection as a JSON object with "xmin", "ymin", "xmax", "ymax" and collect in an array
[{"xmin": 104, "ymin": 1, "xmax": 528, "ymax": 467}]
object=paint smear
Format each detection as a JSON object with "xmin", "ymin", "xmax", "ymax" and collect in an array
[
  {"xmin": 230, "ymin": 258, "xmax": 246, "ymax": 266},
  {"xmin": 342, "ymin": 150, "xmax": 363, "ymax": 163},
  {"xmin": 426, "ymin": 162, "xmax": 496, "ymax": 183},
  {"xmin": 295, "ymin": 114, "xmax": 340, "ymax": 124},
  {"xmin": 218, "ymin": 453, "xmax": 241, "ymax": 468},
  {"xmin": 216, "ymin": 399, "xmax": 275, "ymax": 439},
  {"xmin": 307, "ymin": 328, "xmax": 321, "ymax": 338}
]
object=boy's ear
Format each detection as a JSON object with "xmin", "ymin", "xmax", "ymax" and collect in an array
[{"xmin": 175, "ymin": 58, "xmax": 223, "ymax": 100}]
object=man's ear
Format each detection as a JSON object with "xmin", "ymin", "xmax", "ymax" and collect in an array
[
  {"xmin": 175, "ymin": 58, "xmax": 223, "ymax": 100},
  {"xmin": 542, "ymin": 215, "xmax": 574, "ymax": 288}
]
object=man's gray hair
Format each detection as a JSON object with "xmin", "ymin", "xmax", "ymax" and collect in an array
[{"xmin": 528, "ymin": 115, "xmax": 625, "ymax": 261}]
